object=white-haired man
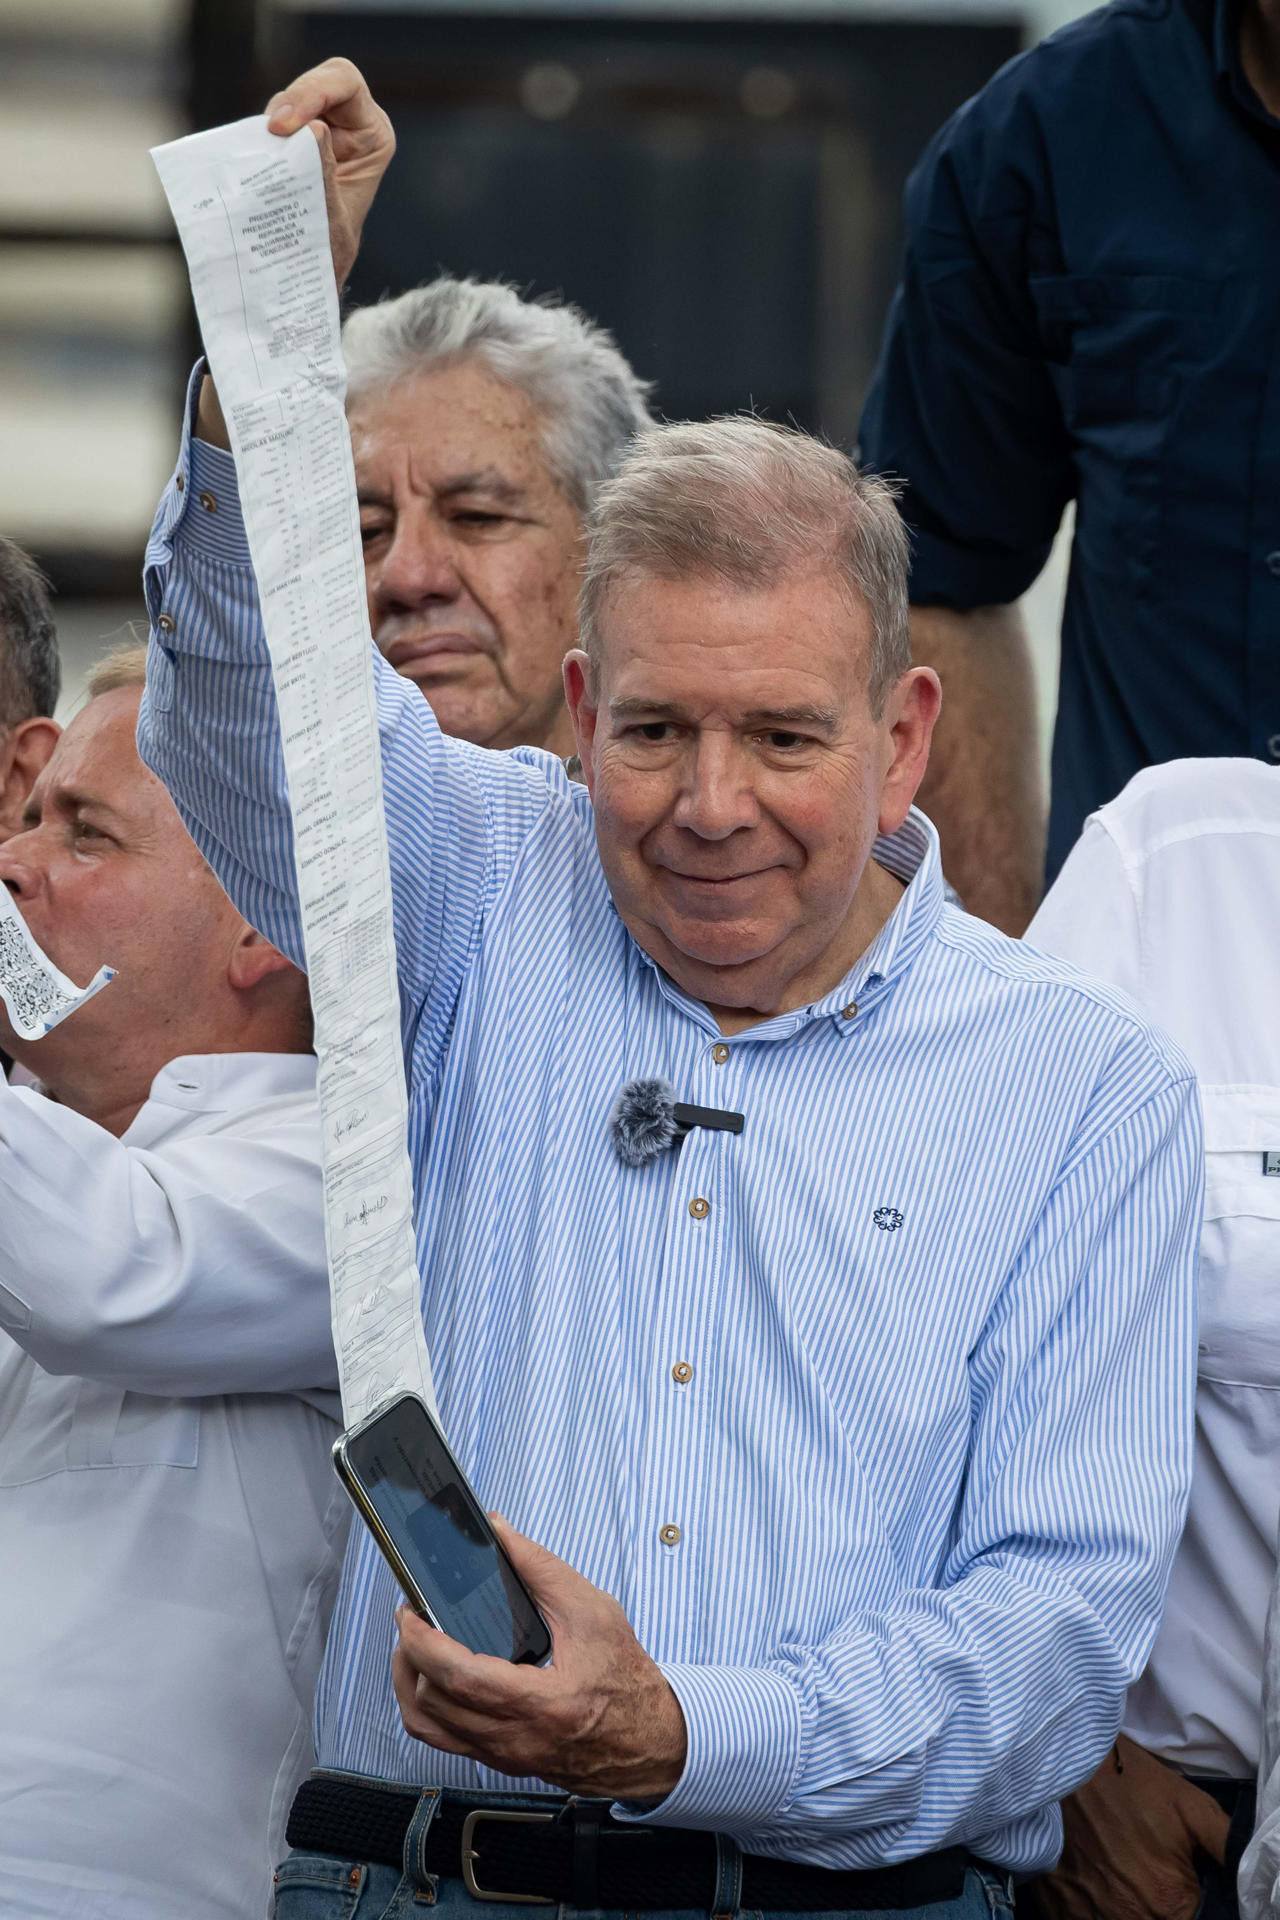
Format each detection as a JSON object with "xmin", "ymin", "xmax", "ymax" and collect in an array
[
  {"xmin": 342, "ymin": 277, "xmax": 651, "ymax": 754},
  {"xmin": 141, "ymin": 62, "xmax": 1202, "ymax": 1920},
  {"xmin": 0, "ymin": 646, "xmax": 344, "ymax": 1919}
]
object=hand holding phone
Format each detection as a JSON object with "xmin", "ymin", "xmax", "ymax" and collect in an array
[{"xmin": 333, "ymin": 1392, "xmax": 552, "ymax": 1665}]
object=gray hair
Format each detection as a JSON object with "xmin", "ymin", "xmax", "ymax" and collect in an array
[
  {"xmin": 580, "ymin": 418, "xmax": 911, "ymax": 716},
  {"xmin": 342, "ymin": 278, "xmax": 654, "ymax": 518},
  {"xmin": 0, "ymin": 537, "xmax": 60, "ymax": 729}
]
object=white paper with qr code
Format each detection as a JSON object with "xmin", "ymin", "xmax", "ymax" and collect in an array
[
  {"xmin": 151, "ymin": 117, "xmax": 436, "ymax": 1426},
  {"xmin": 0, "ymin": 888, "xmax": 114, "ymax": 1043}
]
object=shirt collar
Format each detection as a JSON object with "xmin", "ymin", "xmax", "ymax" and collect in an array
[
  {"xmin": 840, "ymin": 804, "xmax": 942, "ymax": 992},
  {"xmin": 144, "ymin": 1051, "xmax": 317, "ymax": 1114},
  {"xmin": 632, "ymin": 804, "xmax": 944, "ymax": 1040}
]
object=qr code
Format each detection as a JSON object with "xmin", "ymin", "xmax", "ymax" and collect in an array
[{"xmin": 0, "ymin": 913, "xmax": 71, "ymax": 1034}]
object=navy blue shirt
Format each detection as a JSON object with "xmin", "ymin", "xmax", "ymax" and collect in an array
[{"xmin": 858, "ymin": 0, "xmax": 1280, "ymax": 880}]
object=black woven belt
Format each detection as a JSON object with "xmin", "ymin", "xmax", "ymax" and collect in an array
[{"xmin": 287, "ymin": 1774, "xmax": 981, "ymax": 1912}]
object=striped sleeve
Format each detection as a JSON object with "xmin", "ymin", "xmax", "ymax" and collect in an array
[
  {"xmin": 137, "ymin": 373, "xmax": 558, "ymax": 1036},
  {"xmin": 632, "ymin": 1056, "xmax": 1201, "ymax": 1854}
]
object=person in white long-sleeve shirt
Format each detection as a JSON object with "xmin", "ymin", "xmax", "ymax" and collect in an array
[
  {"xmin": 1025, "ymin": 757, "xmax": 1280, "ymax": 1920},
  {"xmin": 0, "ymin": 643, "xmax": 343, "ymax": 1920}
]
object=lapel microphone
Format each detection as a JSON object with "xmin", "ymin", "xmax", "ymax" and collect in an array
[{"xmin": 611, "ymin": 1077, "xmax": 745, "ymax": 1167}]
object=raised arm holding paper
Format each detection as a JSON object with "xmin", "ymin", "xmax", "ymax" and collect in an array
[{"xmin": 140, "ymin": 63, "xmax": 1203, "ymax": 1918}]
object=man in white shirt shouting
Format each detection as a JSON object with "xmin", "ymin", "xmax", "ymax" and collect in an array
[{"xmin": 0, "ymin": 644, "xmax": 343, "ymax": 1919}]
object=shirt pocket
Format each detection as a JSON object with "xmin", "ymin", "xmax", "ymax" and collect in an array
[
  {"xmin": 1030, "ymin": 272, "xmax": 1218, "ymax": 589},
  {"xmin": 1197, "ymin": 1085, "xmax": 1280, "ymax": 1390},
  {"xmin": 1029, "ymin": 272, "xmax": 1220, "ymax": 361},
  {"xmin": 0, "ymin": 1363, "xmax": 200, "ymax": 1486}
]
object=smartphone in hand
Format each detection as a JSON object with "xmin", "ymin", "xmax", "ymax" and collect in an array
[{"xmin": 333, "ymin": 1391, "xmax": 552, "ymax": 1666}]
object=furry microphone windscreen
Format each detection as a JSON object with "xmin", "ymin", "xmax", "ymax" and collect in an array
[{"xmin": 610, "ymin": 1077, "xmax": 680, "ymax": 1167}]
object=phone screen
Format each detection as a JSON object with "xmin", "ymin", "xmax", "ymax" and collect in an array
[{"xmin": 340, "ymin": 1394, "xmax": 551, "ymax": 1665}]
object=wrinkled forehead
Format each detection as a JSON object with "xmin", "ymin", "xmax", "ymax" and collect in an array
[
  {"xmin": 591, "ymin": 565, "xmax": 875, "ymax": 711},
  {"xmin": 348, "ymin": 359, "xmax": 561, "ymax": 500},
  {"xmin": 33, "ymin": 686, "xmax": 156, "ymax": 812}
]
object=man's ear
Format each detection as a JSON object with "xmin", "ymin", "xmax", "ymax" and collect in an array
[
  {"xmin": 0, "ymin": 717, "xmax": 59, "ymax": 840},
  {"xmin": 226, "ymin": 922, "xmax": 299, "ymax": 993},
  {"xmin": 877, "ymin": 666, "xmax": 942, "ymax": 838},
  {"xmin": 563, "ymin": 650, "xmax": 599, "ymax": 791}
]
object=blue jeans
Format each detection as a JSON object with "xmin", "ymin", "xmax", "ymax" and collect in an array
[{"xmin": 272, "ymin": 1849, "xmax": 1015, "ymax": 1920}]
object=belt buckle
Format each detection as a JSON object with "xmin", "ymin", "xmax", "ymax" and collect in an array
[{"xmin": 460, "ymin": 1808, "xmax": 557, "ymax": 1905}]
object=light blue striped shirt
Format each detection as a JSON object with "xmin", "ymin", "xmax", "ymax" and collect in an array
[{"xmin": 138, "ymin": 407, "xmax": 1202, "ymax": 1875}]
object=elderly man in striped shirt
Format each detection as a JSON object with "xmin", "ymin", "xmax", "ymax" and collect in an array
[{"xmin": 140, "ymin": 61, "xmax": 1202, "ymax": 1920}]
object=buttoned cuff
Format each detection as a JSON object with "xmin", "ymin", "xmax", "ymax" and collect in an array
[
  {"xmin": 144, "ymin": 360, "xmax": 258, "ymax": 657},
  {"xmin": 615, "ymin": 1662, "xmax": 803, "ymax": 1832},
  {"xmin": 181, "ymin": 434, "xmax": 250, "ymax": 564},
  {"xmin": 164, "ymin": 356, "xmax": 251, "ymax": 564}
]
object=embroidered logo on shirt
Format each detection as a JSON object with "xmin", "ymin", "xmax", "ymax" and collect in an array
[
  {"xmin": 873, "ymin": 1206, "xmax": 904, "ymax": 1232},
  {"xmin": 1264, "ymin": 1151, "xmax": 1280, "ymax": 1177}
]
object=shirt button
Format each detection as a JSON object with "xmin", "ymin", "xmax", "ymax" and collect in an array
[
  {"xmin": 1267, "ymin": 551, "xmax": 1280, "ymax": 578},
  {"xmin": 1268, "ymin": 734, "xmax": 1280, "ymax": 762},
  {"xmin": 198, "ymin": 490, "xmax": 218, "ymax": 513},
  {"xmin": 672, "ymin": 1360, "xmax": 694, "ymax": 1384},
  {"xmin": 841, "ymin": 1002, "xmax": 858, "ymax": 1020},
  {"xmin": 688, "ymin": 1196, "xmax": 710, "ymax": 1220},
  {"xmin": 156, "ymin": 613, "xmax": 175, "ymax": 634},
  {"xmin": 712, "ymin": 1042, "xmax": 730, "ymax": 1065},
  {"xmin": 175, "ymin": 473, "xmax": 184, "ymax": 492},
  {"xmin": 659, "ymin": 1522, "xmax": 682, "ymax": 1547}
]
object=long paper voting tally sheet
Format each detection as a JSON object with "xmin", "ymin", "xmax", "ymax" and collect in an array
[{"xmin": 152, "ymin": 118, "xmax": 436, "ymax": 1426}]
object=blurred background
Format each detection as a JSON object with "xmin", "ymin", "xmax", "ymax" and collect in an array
[{"xmin": 0, "ymin": 0, "xmax": 1093, "ymax": 736}]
